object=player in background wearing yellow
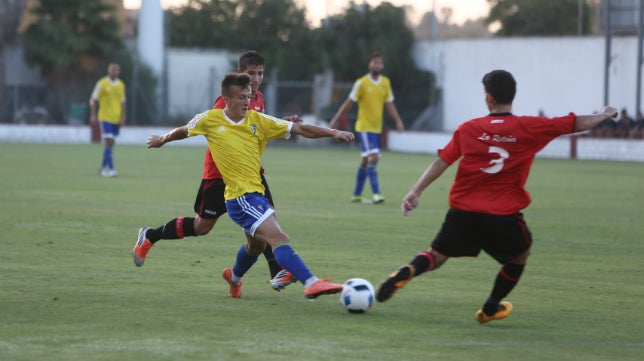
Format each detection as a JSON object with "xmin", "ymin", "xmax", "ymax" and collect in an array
[
  {"xmin": 133, "ymin": 51, "xmax": 300, "ymax": 292},
  {"xmin": 329, "ymin": 52, "xmax": 404, "ymax": 204},
  {"xmin": 90, "ymin": 61, "xmax": 126, "ymax": 177},
  {"xmin": 376, "ymin": 69, "xmax": 618, "ymax": 324},
  {"xmin": 146, "ymin": 72, "xmax": 354, "ymax": 299}
]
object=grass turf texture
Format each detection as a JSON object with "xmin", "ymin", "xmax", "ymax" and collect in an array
[{"xmin": 1, "ymin": 142, "xmax": 642, "ymax": 361}]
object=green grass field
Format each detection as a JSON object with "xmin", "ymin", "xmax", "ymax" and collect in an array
[{"xmin": 1, "ymin": 142, "xmax": 643, "ymax": 361}]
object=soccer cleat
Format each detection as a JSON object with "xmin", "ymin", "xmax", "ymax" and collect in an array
[
  {"xmin": 376, "ymin": 265, "xmax": 415, "ymax": 302},
  {"xmin": 100, "ymin": 167, "xmax": 110, "ymax": 177},
  {"xmin": 270, "ymin": 269, "xmax": 297, "ymax": 291},
  {"xmin": 475, "ymin": 301, "xmax": 513, "ymax": 324},
  {"xmin": 132, "ymin": 227, "xmax": 153, "ymax": 267},
  {"xmin": 304, "ymin": 279, "xmax": 343, "ymax": 299},
  {"xmin": 351, "ymin": 195, "xmax": 363, "ymax": 203},
  {"xmin": 373, "ymin": 194, "xmax": 385, "ymax": 204},
  {"xmin": 222, "ymin": 268, "xmax": 242, "ymax": 298},
  {"xmin": 107, "ymin": 169, "xmax": 118, "ymax": 177}
]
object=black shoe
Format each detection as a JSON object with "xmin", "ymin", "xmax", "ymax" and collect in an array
[{"xmin": 376, "ymin": 265, "xmax": 415, "ymax": 302}]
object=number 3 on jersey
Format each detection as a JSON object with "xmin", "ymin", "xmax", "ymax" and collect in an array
[{"xmin": 481, "ymin": 146, "xmax": 509, "ymax": 174}]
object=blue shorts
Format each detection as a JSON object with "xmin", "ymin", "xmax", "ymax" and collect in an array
[
  {"xmin": 356, "ymin": 132, "xmax": 381, "ymax": 157},
  {"xmin": 100, "ymin": 122, "xmax": 120, "ymax": 139},
  {"xmin": 226, "ymin": 193, "xmax": 275, "ymax": 236}
]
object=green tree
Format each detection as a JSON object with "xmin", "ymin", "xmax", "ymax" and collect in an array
[
  {"xmin": 23, "ymin": 0, "xmax": 124, "ymax": 122},
  {"xmin": 167, "ymin": 0, "xmax": 236, "ymax": 47},
  {"xmin": 487, "ymin": 0, "xmax": 591, "ymax": 36},
  {"xmin": 167, "ymin": 0, "xmax": 321, "ymax": 116},
  {"xmin": 317, "ymin": 2, "xmax": 435, "ymax": 127},
  {"xmin": 168, "ymin": 0, "xmax": 320, "ymax": 81},
  {"xmin": 414, "ymin": 9, "xmax": 491, "ymax": 39}
]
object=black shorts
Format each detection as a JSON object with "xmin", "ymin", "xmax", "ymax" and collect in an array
[
  {"xmin": 194, "ymin": 174, "xmax": 275, "ymax": 219},
  {"xmin": 431, "ymin": 208, "xmax": 532, "ymax": 264}
]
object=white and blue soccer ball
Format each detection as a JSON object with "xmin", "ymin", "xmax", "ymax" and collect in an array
[{"xmin": 339, "ymin": 278, "xmax": 375, "ymax": 313}]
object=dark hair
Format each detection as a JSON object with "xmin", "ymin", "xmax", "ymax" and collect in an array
[
  {"xmin": 238, "ymin": 50, "xmax": 264, "ymax": 71},
  {"xmin": 370, "ymin": 51, "xmax": 382, "ymax": 61},
  {"xmin": 482, "ymin": 70, "xmax": 516, "ymax": 105},
  {"xmin": 221, "ymin": 72, "xmax": 251, "ymax": 97}
]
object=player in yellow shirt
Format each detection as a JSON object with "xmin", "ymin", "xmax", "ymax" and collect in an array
[
  {"xmin": 90, "ymin": 62, "xmax": 126, "ymax": 177},
  {"xmin": 329, "ymin": 52, "xmax": 404, "ymax": 204},
  {"xmin": 146, "ymin": 72, "xmax": 355, "ymax": 299}
]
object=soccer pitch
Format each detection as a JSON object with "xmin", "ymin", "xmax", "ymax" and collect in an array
[{"xmin": 1, "ymin": 142, "xmax": 642, "ymax": 361}]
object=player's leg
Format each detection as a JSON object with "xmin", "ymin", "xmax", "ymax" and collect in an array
[
  {"xmin": 103, "ymin": 137, "xmax": 114, "ymax": 170},
  {"xmin": 254, "ymin": 215, "xmax": 343, "ymax": 299},
  {"xmin": 367, "ymin": 155, "xmax": 382, "ymax": 203},
  {"xmin": 99, "ymin": 122, "xmax": 116, "ymax": 176},
  {"xmin": 132, "ymin": 179, "xmax": 226, "ymax": 267},
  {"xmin": 222, "ymin": 235, "xmax": 266, "ymax": 298},
  {"xmin": 377, "ymin": 208, "xmax": 476, "ymax": 302},
  {"xmin": 364, "ymin": 133, "xmax": 384, "ymax": 203},
  {"xmin": 476, "ymin": 213, "xmax": 532, "ymax": 324},
  {"xmin": 352, "ymin": 132, "xmax": 370, "ymax": 202},
  {"xmin": 260, "ymin": 173, "xmax": 282, "ymax": 278},
  {"xmin": 133, "ymin": 215, "xmax": 210, "ymax": 267},
  {"xmin": 260, "ymin": 173, "xmax": 297, "ymax": 290},
  {"xmin": 226, "ymin": 193, "xmax": 342, "ymax": 299},
  {"xmin": 221, "ymin": 193, "xmax": 271, "ymax": 297},
  {"xmin": 376, "ymin": 248, "xmax": 447, "ymax": 303}
]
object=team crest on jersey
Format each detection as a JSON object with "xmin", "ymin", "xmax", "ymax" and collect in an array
[{"xmin": 251, "ymin": 124, "xmax": 257, "ymax": 135}]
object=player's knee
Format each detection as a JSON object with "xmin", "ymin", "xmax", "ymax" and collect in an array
[
  {"xmin": 246, "ymin": 238, "xmax": 266, "ymax": 255},
  {"xmin": 502, "ymin": 262, "xmax": 525, "ymax": 280},
  {"xmin": 428, "ymin": 249, "xmax": 447, "ymax": 270},
  {"xmin": 272, "ymin": 240, "xmax": 291, "ymax": 249},
  {"xmin": 194, "ymin": 217, "xmax": 216, "ymax": 235},
  {"xmin": 512, "ymin": 250, "xmax": 530, "ymax": 264}
]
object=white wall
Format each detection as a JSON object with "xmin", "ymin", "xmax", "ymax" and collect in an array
[
  {"xmin": 168, "ymin": 37, "xmax": 641, "ymax": 129},
  {"xmin": 0, "ymin": 124, "xmax": 206, "ymax": 146},
  {"xmin": 166, "ymin": 48, "xmax": 238, "ymax": 118},
  {"xmin": 387, "ymin": 131, "xmax": 644, "ymax": 162},
  {"xmin": 2, "ymin": 124, "xmax": 644, "ymax": 162},
  {"xmin": 413, "ymin": 36, "xmax": 642, "ymax": 131}
]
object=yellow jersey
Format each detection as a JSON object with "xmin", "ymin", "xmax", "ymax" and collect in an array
[
  {"xmin": 349, "ymin": 74, "xmax": 394, "ymax": 133},
  {"xmin": 91, "ymin": 77, "xmax": 126, "ymax": 124},
  {"xmin": 187, "ymin": 109, "xmax": 292, "ymax": 200}
]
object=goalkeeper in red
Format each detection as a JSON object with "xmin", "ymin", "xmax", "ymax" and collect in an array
[{"xmin": 376, "ymin": 69, "xmax": 617, "ymax": 324}]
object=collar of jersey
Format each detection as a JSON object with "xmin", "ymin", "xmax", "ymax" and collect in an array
[{"xmin": 222, "ymin": 109, "xmax": 246, "ymax": 125}]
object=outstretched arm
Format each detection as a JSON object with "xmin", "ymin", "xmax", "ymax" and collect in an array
[
  {"xmin": 147, "ymin": 126, "xmax": 189, "ymax": 148},
  {"xmin": 329, "ymin": 98, "xmax": 355, "ymax": 129},
  {"xmin": 402, "ymin": 158, "xmax": 450, "ymax": 216},
  {"xmin": 574, "ymin": 106, "xmax": 618, "ymax": 133},
  {"xmin": 291, "ymin": 123, "xmax": 354, "ymax": 143},
  {"xmin": 385, "ymin": 102, "xmax": 405, "ymax": 132},
  {"xmin": 282, "ymin": 114, "xmax": 303, "ymax": 123}
]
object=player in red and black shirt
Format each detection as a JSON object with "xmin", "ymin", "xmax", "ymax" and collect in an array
[
  {"xmin": 133, "ymin": 51, "xmax": 301, "ymax": 292},
  {"xmin": 376, "ymin": 70, "xmax": 617, "ymax": 324}
]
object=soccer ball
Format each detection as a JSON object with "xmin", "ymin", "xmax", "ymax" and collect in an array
[{"xmin": 339, "ymin": 278, "xmax": 375, "ymax": 313}]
